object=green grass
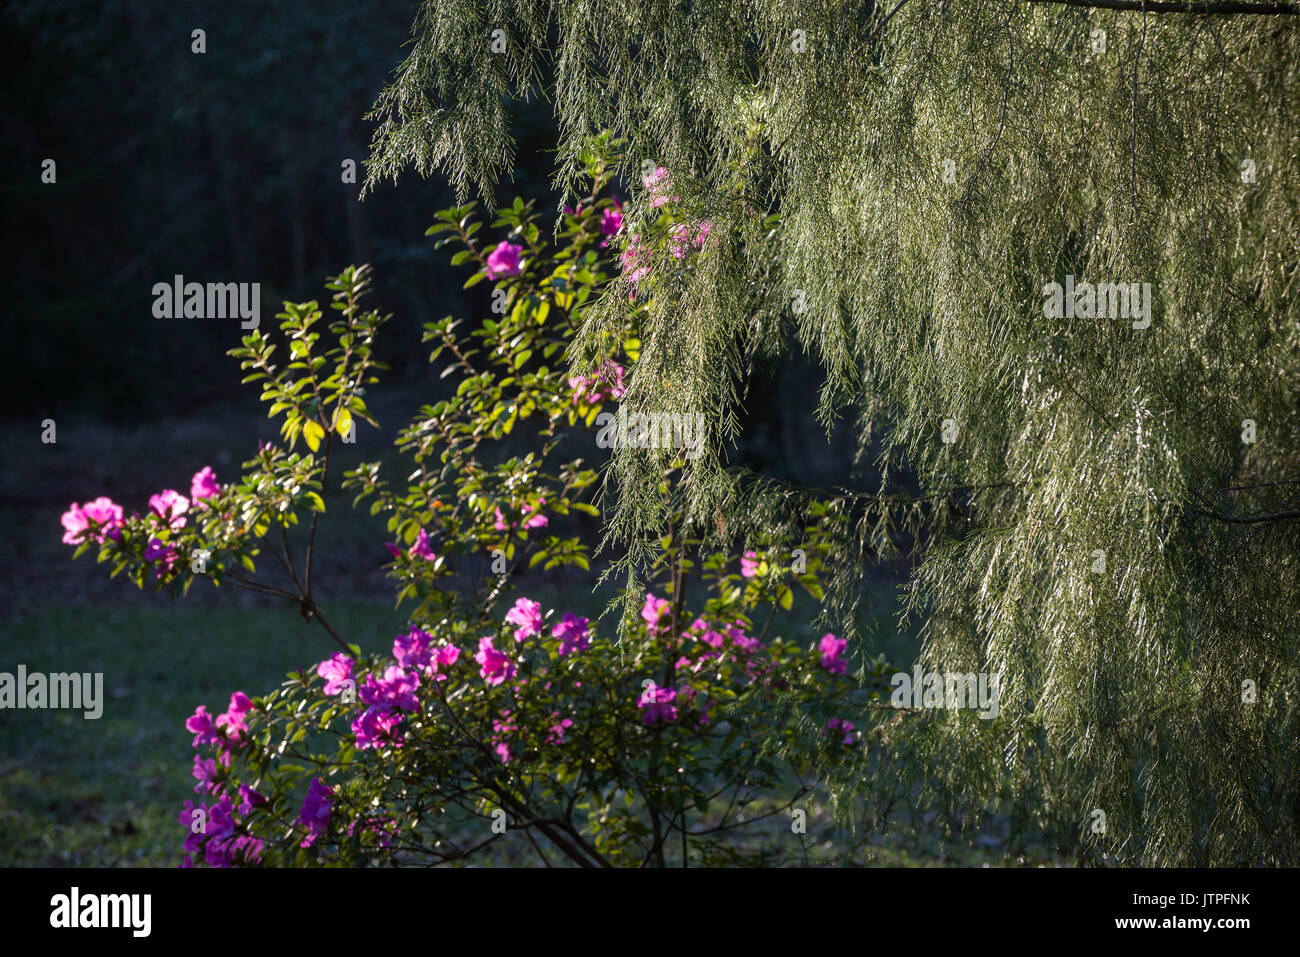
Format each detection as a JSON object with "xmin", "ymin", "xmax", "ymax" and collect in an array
[{"xmin": 0, "ymin": 599, "xmax": 405, "ymax": 866}]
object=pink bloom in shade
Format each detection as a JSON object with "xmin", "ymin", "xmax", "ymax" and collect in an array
[
  {"xmin": 238, "ymin": 783, "xmax": 266, "ymax": 815},
  {"xmin": 186, "ymin": 706, "xmax": 219, "ymax": 748},
  {"xmin": 190, "ymin": 466, "xmax": 221, "ymax": 502},
  {"xmin": 728, "ymin": 622, "xmax": 762, "ymax": 654},
  {"xmin": 393, "ymin": 628, "xmax": 433, "ymax": 671},
  {"xmin": 149, "ymin": 489, "xmax": 190, "ymax": 529},
  {"xmin": 216, "ymin": 692, "xmax": 255, "ymax": 743},
  {"xmin": 297, "ymin": 778, "xmax": 334, "ymax": 848},
  {"xmin": 384, "ymin": 542, "xmax": 402, "ymax": 558},
  {"xmin": 409, "ymin": 528, "xmax": 437, "ymax": 561},
  {"xmin": 493, "ymin": 500, "xmax": 548, "ymax": 531},
  {"xmin": 546, "ymin": 715, "xmax": 574, "ymax": 744},
  {"xmin": 316, "ymin": 653, "xmax": 354, "ymax": 696},
  {"xmin": 359, "ymin": 666, "xmax": 420, "ymax": 712},
  {"xmin": 740, "ymin": 550, "xmax": 760, "ymax": 578},
  {"xmin": 434, "ymin": 644, "xmax": 461, "ymax": 671},
  {"xmin": 641, "ymin": 593, "xmax": 670, "ymax": 635},
  {"xmin": 643, "ymin": 166, "xmax": 676, "ymax": 208},
  {"xmin": 192, "ymin": 755, "xmax": 219, "ymax": 795},
  {"xmin": 505, "ymin": 597, "xmax": 543, "ymax": 642},
  {"xmin": 638, "ymin": 684, "xmax": 678, "ymax": 725},
  {"xmin": 600, "ymin": 202, "xmax": 623, "ymax": 236},
  {"xmin": 552, "ymin": 613, "xmax": 590, "ymax": 656},
  {"xmin": 475, "ymin": 636, "xmax": 516, "ymax": 686},
  {"xmin": 826, "ymin": 718, "xmax": 857, "ymax": 746},
  {"xmin": 352, "ymin": 706, "xmax": 405, "ymax": 751},
  {"xmin": 818, "ymin": 633, "xmax": 849, "ymax": 676},
  {"xmin": 484, "ymin": 241, "xmax": 523, "ymax": 280},
  {"xmin": 620, "ymin": 235, "xmax": 651, "ymax": 285},
  {"xmin": 143, "ymin": 537, "xmax": 177, "ymax": 577}
]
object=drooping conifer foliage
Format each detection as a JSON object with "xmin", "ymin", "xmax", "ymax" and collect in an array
[{"xmin": 362, "ymin": 1, "xmax": 1300, "ymax": 864}]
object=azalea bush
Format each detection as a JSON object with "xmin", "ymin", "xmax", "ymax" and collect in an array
[{"xmin": 60, "ymin": 165, "xmax": 892, "ymax": 867}]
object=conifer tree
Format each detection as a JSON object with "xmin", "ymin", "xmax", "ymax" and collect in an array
[{"xmin": 362, "ymin": 1, "xmax": 1300, "ymax": 864}]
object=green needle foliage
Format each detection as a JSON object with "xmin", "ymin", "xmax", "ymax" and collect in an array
[{"xmin": 363, "ymin": 1, "xmax": 1300, "ymax": 864}]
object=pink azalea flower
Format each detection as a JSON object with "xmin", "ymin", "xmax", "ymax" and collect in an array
[
  {"xmin": 638, "ymin": 684, "xmax": 678, "ymax": 725},
  {"xmin": 192, "ymin": 755, "xmax": 219, "ymax": 795},
  {"xmin": 729, "ymin": 622, "xmax": 762, "ymax": 654},
  {"xmin": 190, "ymin": 466, "xmax": 221, "ymax": 502},
  {"xmin": 185, "ymin": 705, "xmax": 219, "ymax": 748},
  {"xmin": 546, "ymin": 715, "xmax": 574, "ymax": 744},
  {"xmin": 493, "ymin": 499, "xmax": 547, "ymax": 531},
  {"xmin": 434, "ymin": 644, "xmax": 462, "ymax": 670},
  {"xmin": 475, "ymin": 636, "xmax": 516, "ymax": 686},
  {"xmin": 62, "ymin": 497, "xmax": 125, "ymax": 545},
  {"xmin": 505, "ymin": 597, "xmax": 543, "ymax": 642},
  {"xmin": 359, "ymin": 665, "xmax": 420, "ymax": 712},
  {"xmin": 215, "ymin": 691, "xmax": 255, "ymax": 743},
  {"xmin": 818, "ymin": 633, "xmax": 849, "ymax": 676},
  {"xmin": 600, "ymin": 202, "xmax": 623, "ymax": 236},
  {"xmin": 297, "ymin": 778, "xmax": 334, "ymax": 847},
  {"xmin": 826, "ymin": 717, "xmax": 857, "ymax": 746},
  {"xmin": 620, "ymin": 234, "xmax": 651, "ymax": 285},
  {"xmin": 740, "ymin": 550, "xmax": 759, "ymax": 577},
  {"xmin": 552, "ymin": 612, "xmax": 590, "ymax": 656},
  {"xmin": 484, "ymin": 241, "xmax": 523, "ymax": 279},
  {"xmin": 409, "ymin": 528, "xmax": 437, "ymax": 561},
  {"xmin": 641, "ymin": 593, "xmax": 670, "ymax": 635},
  {"xmin": 143, "ymin": 537, "xmax": 178, "ymax": 578},
  {"xmin": 384, "ymin": 542, "xmax": 402, "ymax": 558},
  {"xmin": 149, "ymin": 489, "xmax": 190, "ymax": 529},
  {"xmin": 643, "ymin": 166, "xmax": 676, "ymax": 208},
  {"xmin": 316, "ymin": 653, "xmax": 354, "ymax": 696},
  {"xmin": 238, "ymin": 783, "xmax": 266, "ymax": 815},
  {"xmin": 352, "ymin": 706, "xmax": 405, "ymax": 751}
]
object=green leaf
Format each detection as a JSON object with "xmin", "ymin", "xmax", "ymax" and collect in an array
[{"xmin": 303, "ymin": 419, "xmax": 325, "ymax": 452}]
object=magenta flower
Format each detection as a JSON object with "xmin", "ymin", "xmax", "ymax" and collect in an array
[
  {"xmin": 434, "ymin": 643, "xmax": 461, "ymax": 671},
  {"xmin": 641, "ymin": 593, "xmax": 670, "ymax": 635},
  {"xmin": 352, "ymin": 705, "xmax": 405, "ymax": 751},
  {"xmin": 393, "ymin": 628, "xmax": 433, "ymax": 671},
  {"xmin": 643, "ymin": 166, "xmax": 676, "ymax": 208},
  {"xmin": 215, "ymin": 691, "xmax": 254, "ymax": 743},
  {"xmin": 359, "ymin": 665, "xmax": 420, "ymax": 712},
  {"xmin": 475, "ymin": 636, "xmax": 516, "ymax": 686},
  {"xmin": 383, "ymin": 542, "xmax": 402, "ymax": 558},
  {"xmin": 149, "ymin": 489, "xmax": 190, "ymax": 529},
  {"xmin": 408, "ymin": 528, "xmax": 437, "ymax": 562},
  {"xmin": 143, "ymin": 537, "xmax": 178, "ymax": 577},
  {"xmin": 298, "ymin": 778, "xmax": 334, "ymax": 848},
  {"xmin": 826, "ymin": 717, "xmax": 857, "ymax": 746},
  {"xmin": 316, "ymin": 652, "xmax": 354, "ymax": 696},
  {"xmin": 569, "ymin": 360, "xmax": 627, "ymax": 404},
  {"xmin": 62, "ymin": 497, "xmax": 125, "ymax": 545},
  {"xmin": 729, "ymin": 622, "xmax": 762, "ymax": 654},
  {"xmin": 818, "ymin": 633, "xmax": 848, "ymax": 676},
  {"xmin": 192, "ymin": 755, "xmax": 219, "ymax": 795},
  {"xmin": 638, "ymin": 684, "xmax": 678, "ymax": 725},
  {"xmin": 185, "ymin": 706, "xmax": 219, "ymax": 748},
  {"xmin": 493, "ymin": 499, "xmax": 548, "ymax": 531},
  {"xmin": 600, "ymin": 202, "xmax": 624, "ymax": 236},
  {"xmin": 238, "ymin": 783, "xmax": 266, "ymax": 815},
  {"xmin": 552, "ymin": 612, "xmax": 590, "ymax": 656},
  {"xmin": 546, "ymin": 715, "xmax": 574, "ymax": 744},
  {"xmin": 740, "ymin": 550, "xmax": 759, "ymax": 578},
  {"xmin": 190, "ymin": 466, "xmax": 221, "ymax": 502},
  {"xmin": 484, "ymin": 241, "xmax": 523, "ymax": 279},
  {"xmin": 620, "ymin": 234, "xmax": 651, "ymax": 285},
  {"xmin": 505, "ymin": 597, "xmax": 543, "ymax": 642}
]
